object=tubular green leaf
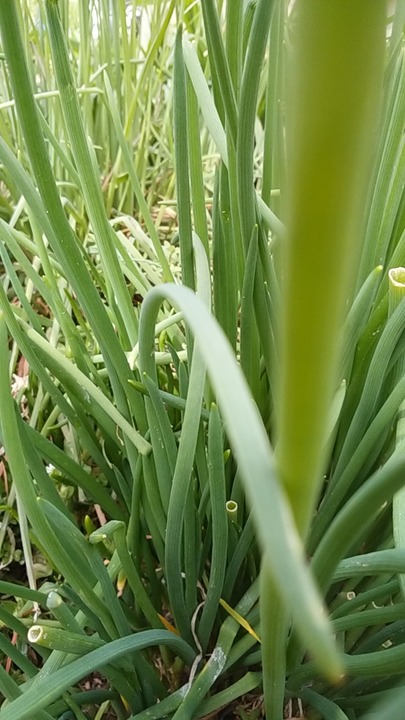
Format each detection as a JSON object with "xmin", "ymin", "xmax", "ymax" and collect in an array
[
  {"xmin": 275, "ymin": 0, "xmax": 386, "ymax": 537},
  {"xmin": 0, "ymin": 631, "xmax": 195, "ymax": 720},
  {"xmin": 138, "ymin": 284, "xmax": 342, "ymax": 681}
]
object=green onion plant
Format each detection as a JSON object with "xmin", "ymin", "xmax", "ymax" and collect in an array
[{"xmin": 0, "ymin": 1, "xmax": 404, "ymax": 719}]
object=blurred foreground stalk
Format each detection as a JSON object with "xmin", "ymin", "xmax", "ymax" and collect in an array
[
  {"xmin": 275, "ymin": 0, "xmax": 386, "ymax": 537},
  {"xmin": 263, "ymin": 3, "xmax": 386, "ymax": 718}
]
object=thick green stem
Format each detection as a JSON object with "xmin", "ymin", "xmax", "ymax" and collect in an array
[{"xmin": 275, "ymin": 0, "xmax": 386, "ymax": 537}]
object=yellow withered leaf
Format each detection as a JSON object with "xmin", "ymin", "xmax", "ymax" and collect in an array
[{"xmin": 219, "ymin": 598, "xmax": 261, "ymax": 643}]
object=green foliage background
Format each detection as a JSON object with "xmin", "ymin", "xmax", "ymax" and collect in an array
[{"xmin": 0, "ymin": 1, "xmax": 404, "ymax": 719}]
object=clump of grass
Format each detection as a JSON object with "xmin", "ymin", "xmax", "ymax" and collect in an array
[{"xmin": 0, "ymin": 1, "xmax": 404, "ymax": 719}]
